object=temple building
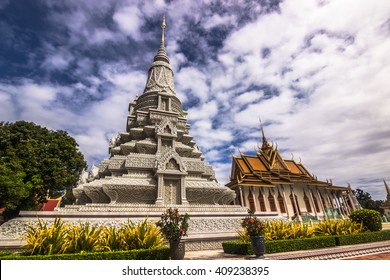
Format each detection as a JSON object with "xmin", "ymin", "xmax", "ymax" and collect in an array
[
  {"xmin": 226, "ymin": 126, "xmax": 361, "ymax": 221},
  {"xmin": 70, "ymin": 16, "xmax": 237, "ymax": 209},
  {"xmin": 381, "ymin": 180, "xmax": 390, "ymax": 219}
]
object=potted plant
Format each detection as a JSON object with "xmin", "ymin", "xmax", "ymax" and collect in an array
[
  {"xmin": 156, "ymin": 208, "xmax": 190, "ymax": 260},
  {"xmin": 241, "ymin": 208, "xmax": 266, "ymax": 258}
]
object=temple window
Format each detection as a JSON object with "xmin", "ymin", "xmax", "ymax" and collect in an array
[
  {"xmin": 304, "ymin": 192, "xmax": 312, "ymax": 213},
  {"xmin": 277, "ymin": 191, "xmax": 286, "ymax": 213},
  {"xmin": 164, "ymin": 125, "xmax": 171, "ymax": 134},
  {"xmin": 166, "ymin": 158, "xmax": 179, "ymax": 170},
  {"xmin": 258, "ymin": 190, "xmax": 267, "ymax": 212},
  {"xmin": 268, "ymin": 190, "xmax": 277, "ymax": 212},
  {"xmin": 161, "ymin": 98, "xmax": 168, "ymax": 111},
  {"xmin": 312, "ymin": 192, "xmax": 320, "ymax": 212},
  {"xmin": 248, "ymin": 190, "xmax": 256, "ymax": 211}
]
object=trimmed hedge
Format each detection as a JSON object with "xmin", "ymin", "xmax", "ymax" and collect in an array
[
  {"xmin": 266, "ymin": 236, "xmax": 336, "ymax": 253},
  {"xmin": 223, "ymin": 230, "xmax": 390, "ymax": 255},
  {"xmin": 222, "ymin": 236, "xmax": 336, "ymax": 255},
  {"xmin": 336, "ymin": 230, "xmax": 390, "ymax": 246},
  {"xmin": 0, "ymin": 247, "xmax": 170, "ymax": 260},
  {"xmin": 222, "ymin": 241, "xmax": 252, "ymax": 255}
]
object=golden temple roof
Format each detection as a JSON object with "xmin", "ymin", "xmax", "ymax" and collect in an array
[{"xmin": 226, "ymin": 128, "xmax": 349, "ymax": 191}]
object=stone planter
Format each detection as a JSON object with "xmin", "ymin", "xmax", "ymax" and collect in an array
[
  {"xmin": 250, "ymin": 235, "xmax": 265, "ymax": 258},
  {"xmin": 169, "ymin": 241, "xmax": 185, "ymax": 260}
]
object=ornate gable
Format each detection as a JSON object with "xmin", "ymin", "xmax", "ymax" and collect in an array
[
  {"xmin": 156, "ymin": 117, "xmax": 177, "ymax": 136},
  {"xmin": 156, "ymin": 148, "xmax": 186, "ymax": 172}
]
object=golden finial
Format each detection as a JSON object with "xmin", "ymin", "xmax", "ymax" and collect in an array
[
  {"xmin": 161, "ymin": 15, "xmax": 166, "ymax": 45},
  {"xmin": 229, "ymin": 148, "xmax": 236, "ymax": 157}
]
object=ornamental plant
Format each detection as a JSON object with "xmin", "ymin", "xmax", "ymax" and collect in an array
[
  {"xmin": 314, "ymin": 219, "xmax": 365, "ymax": 236},
  {"xmin": 121, "ymin": 219, "xmax": 165, "ymax": 250},
  {"xmin": 349, "ymin": 209, "xmax": 382, "ymax": 232},
  {"xmin": 156, "ymin": 208, "xmax": 190, "ymax": 242},
  {"xmin": 241, "ymin": 209, "xmax": 265, "ymax": 236},
  {"xmin": 24, "ymin": 218, "xmax": 69, "ymax": 255}
]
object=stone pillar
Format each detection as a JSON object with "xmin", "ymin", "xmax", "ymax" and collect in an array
[
  {"xmin": 156, "ymin": 174, "xmax": 164, "ymax": 205},
  {"xmin": 180, "ymin": 175, "xmax": 188, "ymax": 205},
  {"xmin": 158, "ymin": 95, "xmax": 162, "ymax": 109},
  {"xmin": 157, "ymin": 136, "xmax": 162, "ymax": 153}
]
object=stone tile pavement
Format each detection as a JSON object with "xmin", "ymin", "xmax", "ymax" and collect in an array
[{"xmin": 184, "ymin": 240, "xmax": 390, "ymax": 260}]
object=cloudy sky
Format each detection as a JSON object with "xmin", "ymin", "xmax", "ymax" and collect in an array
[{"xmin": 1, "ymin": 0, "xmax": 389, "ymax": 200}]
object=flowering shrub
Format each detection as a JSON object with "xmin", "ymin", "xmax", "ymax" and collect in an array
[
  {"xmin": 156, "ymin": 208, "xmax": 190, "ymax": 242},
  {"xmin": 241, "ymin": 209, "xmax": 265, "ymax": 236}
]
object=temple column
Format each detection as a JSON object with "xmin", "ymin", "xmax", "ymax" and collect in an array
[
  {"xmin": 317, "ymin": 188, "xmax": 327, "ymax": 220},
  {"xmin": 290, "ymin": 186, "xmax": 302, "ymax": 222},
  {"xmin": 332, "ymin": 191, "xmax": 344, "ymax": 219},
  {"xmin": 337, "ymin": 191, "xmax": 346, "ymax": 218},
  {"xmin": 325, "ymin": 190, "xmax": 336, "ymax": 219},
  {"xmin": 341, "ymin": 193, "xmax": 351, "ymax": 215},
  {"xmin": 309, "ymin": 188, "xmax": 319, "ymax": 220},
  {"xmin": 271, "ymin": 188, "xmax": 279, "ymax": 213},
  {"xmin": 280, "ymin": 185, "xmax": 290, "ymax": 219},
  {"xmin": 336, "ymin": 192, "xmax": 348, "ymax": 219},
  {"xmin": 239, "ymin": 186, "xmax": 245, "ymax": 207},
  {"xmin": 347, "ymin": 190, "xmax": 357, "ymax": 211}
]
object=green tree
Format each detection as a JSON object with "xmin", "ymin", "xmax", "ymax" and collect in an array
[
  {"xmin": 0, "ymin": 121, "xmax": 87, "ymax": 218},
  {"xmin": 352, "ymin": 188, "xmax": 384, "ymax": 215}
]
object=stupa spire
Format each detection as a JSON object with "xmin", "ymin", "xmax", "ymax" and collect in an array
[
  {"xmin": 384, "ymin": 179, "xmax": 390, "ymax": 195},
  {"xmin": 161, "ymin": 15, "xmax": 166, "ymax": 47},
  {"xmin": 153, "ymin": 15, "xmax": 170, "ymax": 64}
]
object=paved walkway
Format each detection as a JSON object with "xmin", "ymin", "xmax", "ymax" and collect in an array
[{"xmin": 185, "ymin": 240, "xmax": 390, "ymax": 260}]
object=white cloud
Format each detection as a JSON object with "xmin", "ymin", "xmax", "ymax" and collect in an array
[
  {"xmin": 203, "ymin": 13, "xmax": 236, "ymax": 30},
  {"xmin": 176, "ymin": 67, "xmax": 210, "ymax": 102},
  {"xmin": 235, "ymin": 90, "xmax": 264, "ymax": 106},
  {"xmin": 0, "ymin": 88, "xmax": 15, "ymax": 120},
  {"xmin": 190, "ymin": 119, "xmax": 233, "ymax": 150},
  {"xmin": 2, "ymin": 0, "xmax": 390, "ymax": 201},
  {"xmin": 187, "ymin": 100, "xmax": 218, "ymax": 121},
  {"xmin": 113, "ymin": 5, "xmax": 143, "ymax": 40}
]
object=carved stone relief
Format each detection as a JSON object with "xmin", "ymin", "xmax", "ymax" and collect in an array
[{"xmin": 163, "ymin": 179, "xmax": 181, "ymax": 204}]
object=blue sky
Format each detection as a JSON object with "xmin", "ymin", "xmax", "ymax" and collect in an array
[{"xmin": 1, "ymin": 0, "xmax": 390, "ymax": 200}]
